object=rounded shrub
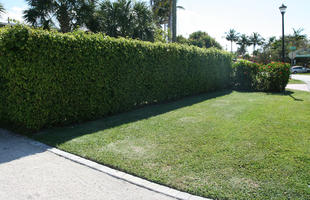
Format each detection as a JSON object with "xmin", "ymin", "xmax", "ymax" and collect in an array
[{"xmin": 232, "ymin": 60, "xmax": 291, "ymax": 92}]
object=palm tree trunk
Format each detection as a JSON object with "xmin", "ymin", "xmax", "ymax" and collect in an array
[
  {"xmin": 253, "ymin": 44, "xmax": 256, "ymax": 56},
  {"xmin": 231, "ymin": 41, "xmax": 233, "ymax": 53},
  {"xmin": 57, "ymin": 3, "xmax": 71, "ymax": 33},
  {"xmin": 172, "ymin": 0, "xmax": 177, "ymax": 42}
]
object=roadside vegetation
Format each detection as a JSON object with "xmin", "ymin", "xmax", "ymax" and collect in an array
[
  {"xmin": 288, "ymin": 79, "xmax": 305, "ymax": 84},
  {"xmin": 33, "ymin": 90, "xmax": 310, "ymax": 200},
  {"xmin": 225, "ymin": 28, "xmax": 310, "ymax": 65},
  {"xmin": 1, "ymin": 1, "xmax": 309, "ymax": 200}
]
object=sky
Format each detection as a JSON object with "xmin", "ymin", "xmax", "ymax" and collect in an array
[{"xmin": 1, "ymin": 0, "xmax": 309, "ymax": 52}]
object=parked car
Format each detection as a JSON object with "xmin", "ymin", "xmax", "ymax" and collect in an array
[
  {"xmin": 307, "ymin": 68, "xmax": 310, "ymax": 73},
  {"xmin": 290, "ymin": 66, "xmax": 308, "ymax": 74}
]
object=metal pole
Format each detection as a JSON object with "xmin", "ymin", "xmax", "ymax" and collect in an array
[{"xmin": 282, "ymin": 13, "xmax": 285, "ymax": 62}]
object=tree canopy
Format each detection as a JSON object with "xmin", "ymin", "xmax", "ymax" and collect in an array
[
  {"xmin": 0, "ymin": 3, "xmax": 5, "ymax": 16},
  {"xmin": 94, "ymin": 0, "xmax": 156, "ymax": 41},
  {"xmin": 188, "ymin": 31, "xmax": 222, "ymax": 49},
  {"xmin": 24, "ymin": 0, "xmax": 96, "ymax": 32},
  {"xmin": 225, "ymin": 29, "xmax": 239, "ymax": 53}
]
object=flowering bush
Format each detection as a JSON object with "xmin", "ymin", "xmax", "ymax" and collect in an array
[
  {"xmin": 232, "ymin": 60, "xmax": 290, "ymax": 92},
  {"xmin": 257, "ymin": 62, "xmax": 291, "ymax": 92}
]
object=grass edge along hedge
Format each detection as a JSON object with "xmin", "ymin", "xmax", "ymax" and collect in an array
[{"xmin": 0, "ymin": 25, "xmax": 232, "ymax": 133}]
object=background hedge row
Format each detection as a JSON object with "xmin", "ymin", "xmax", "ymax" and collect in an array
[
  {"xmin": 0, "ymin": 25, "xmax": 232, "ymax": 132},
  {"xmin": 232, "ymin": 60, "xmax": 290, "ymax": 92}
]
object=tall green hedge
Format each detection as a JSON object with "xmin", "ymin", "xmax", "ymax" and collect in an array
[{"xmin": 0, "ymin": 25, "xmax": 232, "ymax": 132}]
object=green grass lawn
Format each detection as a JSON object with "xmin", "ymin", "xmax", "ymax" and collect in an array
[
  {"xmin": 297, "ymin": 73, "xmax": 310, "ymax": 75},
  {"xmin": 289, "ymin": 79, "xmax": 306, "ymax": 84},
  {"xmin": 33, "ymin": 90, "xmax": 310, "ymax": 200}
]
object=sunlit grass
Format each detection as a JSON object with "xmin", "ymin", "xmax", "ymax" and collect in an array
[
  {"xmin": 288, "ymin": 79, "xmax": 305, "ymax": 84},
  {"xmin": 33, "ymin": 90, "xmax": 310, "ymax": 200}
]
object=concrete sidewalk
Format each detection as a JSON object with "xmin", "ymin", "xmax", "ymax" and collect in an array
[
  {"xmin": 0, "ymin": 130, "xmax": 178, "ymax": 200},
  {"xmin": 286, "ymin": 84, "xmax": 310, "ymax": 92},
  {"xmin": 290, "ymin": 74, "xmax": 310, "ymax": 91}
]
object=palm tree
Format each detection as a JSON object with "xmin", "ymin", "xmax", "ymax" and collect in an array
[
  {"xmin": 292, "ymin": 28, "xmax": 307, "ymax": 48},
  {"xmin": 0, "ymin": 3, "xmax": 5, "ymax": 16},
  {"xmin": 24, "ymin": 0, "xmax": 96, "ymax": 32},
  {"xmin": 132, "ymin": 1, "xmax": 155, "ymax": 41},
  {"xmin": 225, "ymin": 29, "xmax": 239, "ymax": 53},
  {"xmin": 96, "ymin": 0, "xmax": 156, "ymax": 41},
  {"xmin": 237, "ymin": 34, "xmax": 252, "ymax": 57},
  {"xmin": 24, "ymin": 0, "xmax": 54, "ymax": 30},
  {"xmin": 249, "ymin": 32, "xmax": 264, "ymax": 55},
  {"xmin": 150, "ymin": 0, "xmax": 183, "ymax": 42}
]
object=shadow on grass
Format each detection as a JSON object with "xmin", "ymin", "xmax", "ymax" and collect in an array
[
  {"xmin": 33, "ymin": 90, "xmax": 233, "ymax": 145},
  {"xmin": 266, "ymin": 90, "xmax": 304, "ymax": 101},
  {"xmin": 234, "ymin": 89, "xmax": 304, "ymax": 101}
]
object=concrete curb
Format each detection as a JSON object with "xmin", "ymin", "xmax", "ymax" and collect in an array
[{"xmin": 9, "ymin": 131, "xmax": 211, "ymax": 200}]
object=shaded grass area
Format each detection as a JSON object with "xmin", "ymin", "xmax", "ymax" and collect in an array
[
  {"xmin": 289, "ymin": 79, "xmax": 305, "ymax": 84},
  {"xmin": 33, "ymin": 90, "xmax": 310, "ymax": 200}
]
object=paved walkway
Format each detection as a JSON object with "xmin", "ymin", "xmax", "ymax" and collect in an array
[
  {"xmin": 286, "ymin": 84, "xmax": 310, "ymax": 92},
  {"xmin": 286, "ymin": 74, "xmax": 310, "ymax": 92},
  {"xmin": 0, "ymin": 129, "xmax": 208, "ymax": 200},
  {"xmin": 0, "ymin": 130, "xmax": 178, "ymax": 200}
]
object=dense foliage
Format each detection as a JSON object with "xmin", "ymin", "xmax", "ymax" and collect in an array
[
  {"xmin": 227, "ymin": 28, "xmax": 310, "ymax": 63},
  {"xmin": 0, "ymin": 25, "xmax": 232, "ymax": 132},
  {"xmin": 255, "ymin": 32, "xmax": 309, "ymax": 64},
  {"xmin": 176, "ymin": 31, "xmax": 222, "ymax": 50},
  {"xmin": 24, "ymin": 0, "xmax": 96, "ymax": 32},
  {"xmin": 93, "ymin": 0, "xmax": 156, "ymax": 41},
  {"xmin": 232, "ymin": 60, "xmax": 290, "ymax": 92},
  {"xmin": 23, "ymin": 0, "xmax": 157, "ymax": 41},
  {"xmin": 225, "ymin": 29, "xmax": 239, "ymax": 53},
  {"xmin": 0, "ymin": 3, "xmax": 5, "ymax": 16},
  {"xmin": 189, "ymin": 31, "xmax": 222, "ymax": 49}
]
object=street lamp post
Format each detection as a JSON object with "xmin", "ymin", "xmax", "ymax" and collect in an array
[{"xmin": 279, "ymin": 4, "xmax": 287, "ymax": 62}]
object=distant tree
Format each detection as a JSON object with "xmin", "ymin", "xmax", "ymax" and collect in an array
[
  {"xmin": 252, "ymin": 36, "xmax": 274, "ymax": 63},
  {"xmin": 132, "ymin": 1, "xmax": 156, "ymax": 41},
  {"xmin": 292, "ymin": 28, "xmax": 307, "ymax": 48},
  {"xmin": 254, "ymin": 33, "xmax": 309, "ymax": 64},
  {"xmin": 154, "ymin": 27, "xmax": 168, "ymax": 43},
  {"xmin": 0, "ymin": 3, "xmax": 5, "ymax": 16},
  {"xmin": 150, "ymin": 0, "xmax": 183, "ymax": 42},
  {"xmin": 249, "ymin": 32, "xmax": 264, "ymax": 55},
  {"xmin": 23, "ymin": 0, "xmax": 54, "ymax": 30},
  {"xmin": 95, "ymin": 0, "xmax": 156, "ymax": 41},
  {"xmin": 24, "ymin": 0, "xmax": 96, "ymax": 32},
  {"xmin": 150, "ymin": 0, "xmax": 170, "ymax": 25},
  {"xmin": 237, "ymin": 34, "xmax": 252, "ymax": 57},
  {"xmin": 188, "ymin": 31, "xmax": 222, "ymax": 49},
  {"xmin": 225, "ymin": 29, "xmax": 239, "ymax": 53},
  {"xmin": 176, "ymin": 35, "xmax": 189, "ymax": 45},
  {"xmin": 75, "ymin": 0, "xmax": 98, "ymax": 32}
]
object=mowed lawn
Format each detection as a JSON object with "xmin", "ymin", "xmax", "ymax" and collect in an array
[
  {"xmin": 297, "ymin": 73, "xmax": 310, "ymax": 75},
  {"xmin": 288, "ymin": 79, "xmax": 305, "ymax": 84},
  {"xmin": 33, "ymin": 90, "xmax": 310, "ymax": 200}
]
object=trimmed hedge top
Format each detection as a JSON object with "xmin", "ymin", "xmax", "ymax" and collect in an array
[{"xmin": 0, "ymin": 25, "xmax": 232, "ymax": 132}]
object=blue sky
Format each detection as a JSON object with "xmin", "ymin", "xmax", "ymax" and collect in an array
[{"xmin": 1, "ymin": 0, "xmax": 309, "ymax": 51}]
